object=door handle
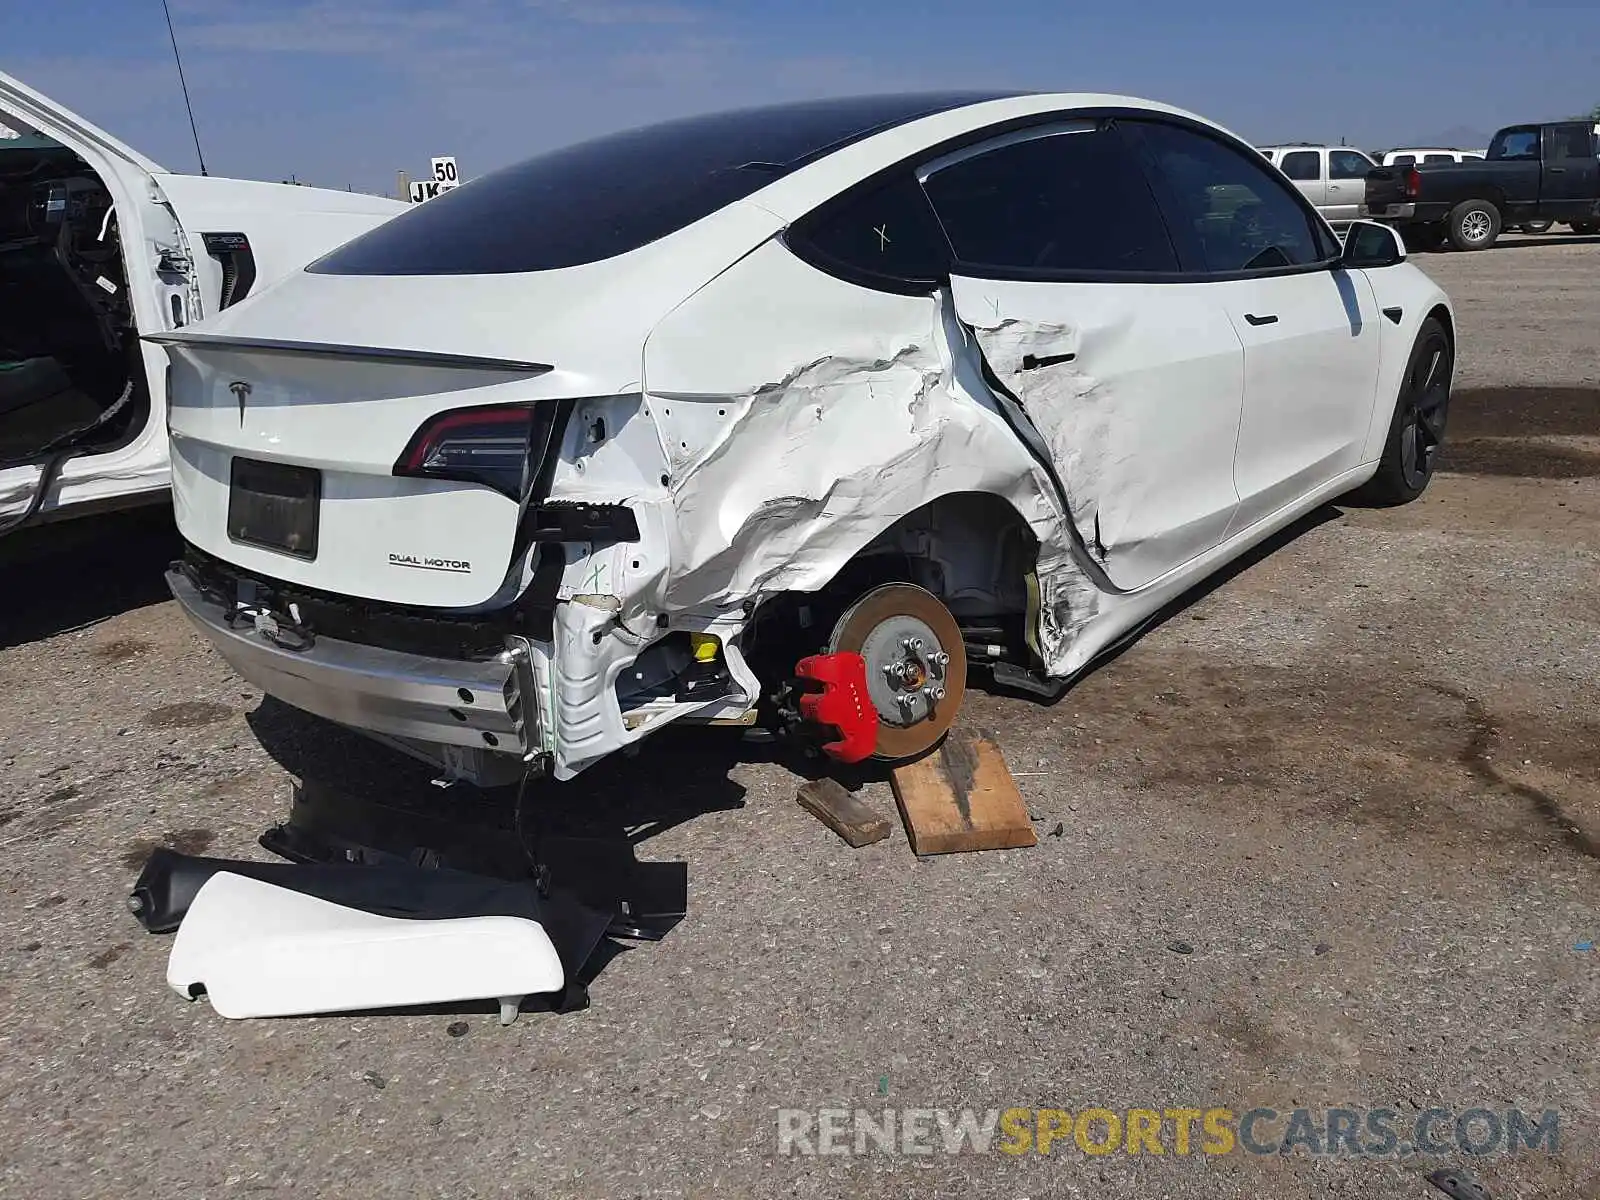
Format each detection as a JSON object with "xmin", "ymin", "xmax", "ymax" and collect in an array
[
  {"xmin": 1550, "ymin": 166, "xmax": 1567, "ymax": 174},
  {"xmin": 1244, "ymin": 313, "xmax": 1278, "ymax": 326},
  {"xmin": 1019, "ymin": 351, "xmax": 1077, "ymax": 371}
]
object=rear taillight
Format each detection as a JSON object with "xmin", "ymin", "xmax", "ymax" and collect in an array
[
  {"xmin": 1403, "ymin": 167, "xmax": 1422, "ymax": 199},
  {"xmin": 394, "ymin": 405, "xmax": 538, "ymax": 499}
]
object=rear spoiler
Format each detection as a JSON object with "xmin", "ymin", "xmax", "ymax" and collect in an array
[{"xmin": 143, "ymin": 330, "xmax": 552, "ymax": 375}]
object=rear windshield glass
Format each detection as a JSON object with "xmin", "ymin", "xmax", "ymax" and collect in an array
[
  {"xmin": 1488, "ymin": 128, "xmax": 1540, "ymax": 160},
  {"xmin": 309, "ymin": 92, "xmax": 1016, "ymax": 276}
]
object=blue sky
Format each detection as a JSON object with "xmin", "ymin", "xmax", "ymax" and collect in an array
[{"xmin": 5, "ymin": 0, "xmax": 1597, "ymax": 194}]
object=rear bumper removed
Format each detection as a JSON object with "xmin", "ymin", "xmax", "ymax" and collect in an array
[
  {"xmin": 167, "ymin": 567, "xmax": 535, "ymax": 775},
  {"xmin": 166, "ymin": 561, "xmax": 763, "ymax": 784}
]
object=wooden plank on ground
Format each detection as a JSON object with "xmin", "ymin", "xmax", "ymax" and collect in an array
[
  {"xmin": 796, "ymin": 779, "xmax": 892, "ymax": 848},
  {"xmin": 890, "ymin": 730, "xmax": 1037, "ymax": 855}
]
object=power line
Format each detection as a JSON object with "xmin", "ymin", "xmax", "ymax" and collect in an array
[{"xmin": 160, "ymin": 0, "xmax": 208, "ymax": 175}]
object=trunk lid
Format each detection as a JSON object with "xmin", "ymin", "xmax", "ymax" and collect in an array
[{"xmin": 158, "ymin": 334, "xmax": 562, "ymax": 609}]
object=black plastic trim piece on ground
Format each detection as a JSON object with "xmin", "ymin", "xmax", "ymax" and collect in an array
[{"xmin": 260, "ymin": 781, "xmax": 688, "ymax": 942}]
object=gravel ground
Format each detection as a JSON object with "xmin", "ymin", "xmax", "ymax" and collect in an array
[{"xmin": 1, "ymin": 237, "xmax": 1596, "ymax": 1200}]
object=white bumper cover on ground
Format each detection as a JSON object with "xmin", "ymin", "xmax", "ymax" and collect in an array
[{"xmin": 166, "ymin": 873, "xmax": 565, "ymax": 1023}]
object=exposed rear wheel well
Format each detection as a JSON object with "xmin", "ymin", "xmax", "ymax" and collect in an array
[{"xmin": 737, "ymin": 490, "xmax": 1036, "ymax": 678}]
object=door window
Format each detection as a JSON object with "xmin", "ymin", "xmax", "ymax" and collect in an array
[
  {"xmin": 1329, "ymin": 150, "xmax": 1373, "ymax": 178},
  {"xmin": 921, "ymin": 125, "xmax": 1179, "ymax": 275},
  {"xmin": 1126, "ymin": 122, "xmax": 1326, "ymax": 273},
  {"xmin": 1279, "ymin": 151, "xmax": 1320, "ymax": 181},
  {"xmin": 1390, "ymin": 154, "xmax": 1416, "ymax": 166},
  {"xmin": 1423, "ymin": 153, "xmax": 1456, "ymax": 164}
]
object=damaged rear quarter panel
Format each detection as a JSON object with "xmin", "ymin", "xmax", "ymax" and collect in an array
[{"xmin": 640, "ymin": 238, "xmax": 1102, "ymax": 667}]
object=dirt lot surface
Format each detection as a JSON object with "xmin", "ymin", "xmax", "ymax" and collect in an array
[{"xmin": 1, "ymin": 237, "xmax": 1596, "ymax": 1199}]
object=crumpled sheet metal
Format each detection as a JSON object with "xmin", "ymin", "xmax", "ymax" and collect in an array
[{"xmin": 639, "ymin": 241, "xmax": 1104, "ymax": 676}]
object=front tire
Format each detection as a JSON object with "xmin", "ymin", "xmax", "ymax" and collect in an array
[
  {"xmin": 1570, "ymin": 221, "xmax": 1598, "ymax": 236},
  {"xmin": 1350, "ymin": 317, "xmax": 1453, "ymax": 507},
  {"xmin": 1447, "ymin": 200, "xmax": 1501, "ymax": 251}
]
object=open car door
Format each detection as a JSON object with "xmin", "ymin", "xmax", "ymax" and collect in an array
[
  {"xmin": 0, "ymin": 70, "xmax": 184, "ymax": 533},
  {"xmin": 0, "ymin": 70, "xmax": 404, "ymax": 535}
]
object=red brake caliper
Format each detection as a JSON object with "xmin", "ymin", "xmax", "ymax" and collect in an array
[{"xmin": 794, "ymin": 652, "xmax": 880, "ymax": 764}]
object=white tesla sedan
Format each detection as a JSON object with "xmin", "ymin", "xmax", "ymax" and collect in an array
[{"xmin": 153, "ymin": 91, "xmax": 1455, "ymax": 786}]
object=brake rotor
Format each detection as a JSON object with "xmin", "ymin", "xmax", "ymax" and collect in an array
[{"xmin": 825, "ymin": 583, "xmax": 967, "ymax": 761}]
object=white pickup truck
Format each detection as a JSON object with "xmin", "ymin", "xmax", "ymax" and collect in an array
[
  {"xmin": 1257, "ymin": 144, "xmax": 1378, "ymax": 229},
  {"xmin": 0, "ymin": 71, "xmax": 404, "ymax": 536}
]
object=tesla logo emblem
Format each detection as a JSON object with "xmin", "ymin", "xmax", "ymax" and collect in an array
[
  {"xmin": 874, "ymin": 223, "xmax": 891, "ymax": 252},
  {"xmin": 229, "ymin": 380, "xmax": 251, "ymax": 425}
]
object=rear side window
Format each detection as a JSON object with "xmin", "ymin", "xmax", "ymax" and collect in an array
[
  {"xmin": 786, "ymin": 172, "xmax": 951, "ymax": 292},
  {"xmin": 1127, "ymin": 121, "xmax": 1323, "ymax": 273},
  {"xmin": 921, "ymin": 126, "xmax": 1179, "ymax": 275},
  {"xmin": 1329, "ymin": 150, "xmax": 1373, "ymax": 179},
  {"xmin": 1390, "ymin": 154, "xmax": 1416, "ymax": 166},
  {"xmin": 1279, "ymin": 151, "xmax": 1320, "ymax": 181},
  {"xmin": 1423, "ymin": 153, "xmax": 1456, "ymax": 163},
  {"xmin": 1549, "ymin": 125, "xmax": 1594, "ymax": 159},
  {"xmin": 308, "ymin": 92, "xmax": 1013, "ymax": 276}
]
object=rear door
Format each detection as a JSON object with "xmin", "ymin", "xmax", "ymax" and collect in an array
[
  {"xmin": 1123, "ymin": 120, "xmax": 1381, "ymax": 532},
  {"xmin": 926, "ymin": 120, "xmax": 1244, "ymax": 591},
  {"xmin": 1325, "ymin": 149, "xmax": 1375, "ymax": 225},
  {"xmin": 1540, "ymin": 124, "xmax": 1600, "ymax": 219},
  {"xmin": 1277, "ymin": 149, "xmax": 1326, "ymax": 212}
]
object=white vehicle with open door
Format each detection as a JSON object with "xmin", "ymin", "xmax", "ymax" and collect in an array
[
  {"xmin": 154, "ymin": 93, "xmax": 1455, "ymax": 789},
  {"xmin": 0, "ymin": 71, "xmax": 404, "ymax": 537}
]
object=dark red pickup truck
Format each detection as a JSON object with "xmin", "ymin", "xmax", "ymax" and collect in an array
[{"xmin": 1365, "ymin": 121, "xmax": 1600, "ymax": 250}]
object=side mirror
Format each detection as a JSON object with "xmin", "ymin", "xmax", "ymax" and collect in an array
[{"xmin": 1341, "ymin": 220, "xmax": 1407, "ymax": 268}]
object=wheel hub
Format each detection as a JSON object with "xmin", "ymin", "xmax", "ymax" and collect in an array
[
  {"xmin": 826, "ymin": 584, "xmax": 967, "ymax": 761},
  {"xmin": 861, "ymin": 617, "xmax": 949, "ymax": 727}
]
